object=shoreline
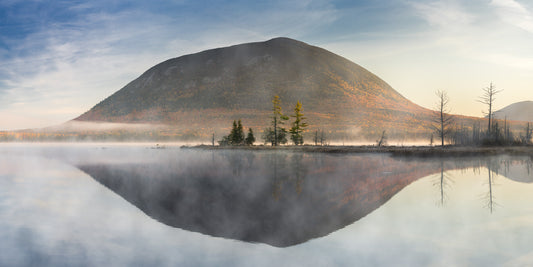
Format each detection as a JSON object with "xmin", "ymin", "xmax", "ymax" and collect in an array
[{"xmin": 183, "ymin": 144, "xmax": 533, "ymax": 157}]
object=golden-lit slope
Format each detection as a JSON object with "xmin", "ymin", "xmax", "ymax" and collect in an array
[{"xmin": 73, "ymin": 38, "xmax": 442, "ymax": 139}]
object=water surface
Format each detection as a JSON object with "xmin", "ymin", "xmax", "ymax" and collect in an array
[{"xmin": 1, "ymin": 144, "xmax": 532, "ymax": 266}]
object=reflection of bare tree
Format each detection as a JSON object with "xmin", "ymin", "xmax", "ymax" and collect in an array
[
  {"xmin": 503, "ymin": 158, "xmax": 510, "ymax": 178},
  {"xmin": 527, "ymin": 158, "xmax": 532, "ymax": 176},
  {"xmin": 433, "ymin": 160, "xmax": 453, "ymax": 207},
  {"xmin": 483, "ymin": 159, "xmax": 499, "ymax": 214}
]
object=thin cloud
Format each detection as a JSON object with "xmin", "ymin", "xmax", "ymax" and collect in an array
[
  {"xmin": 491, "ymin": 0, "xmax": 533, "ymax": 33},
  {"xmin": 410, "ymin": 0, "xmax": 475, "ymax": 30},
  {"xmin": 0, "ymin": 0, "xmax": 339, "ymax": 129},
  {"xmin": 0, "ymin": 0, "xmax": 531, "ymax": 130},
  {"xmin": 407, "ymin": 0, "xmax": 533, "ymax": 71}
]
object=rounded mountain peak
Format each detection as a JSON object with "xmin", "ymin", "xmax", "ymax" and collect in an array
[{"xmin": 75, "ymin": 38, "xmax": 432, "ymax": 140}]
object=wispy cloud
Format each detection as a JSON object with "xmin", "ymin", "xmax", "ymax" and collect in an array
[
  {"xmin": 0, "ymin": 9, "xmax": 180, "ymax": 128},
  {"xmin": 0, "ymin": 0, "xmax": 531, "ymax": 129},
  {"xmin": 407, "ymin": 0, "xmax": 533, "ymax": 71},
  {"xmin": 491, "ymin": 0, "xmax": 533, "ymax": 33},
  {"xmin": 337, "ymin": 0, "xmax": 533, "ymax": 116},
  {"xmin": 410, "ymin": 0, "xmax": 475, "ymax": 29},
  {"xmin": 0, "ymin": 0, "xmax": 338, "ymax": 129}
]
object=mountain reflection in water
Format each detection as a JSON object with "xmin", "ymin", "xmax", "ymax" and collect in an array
[{"xmin": 74, "ymin": 150, "xmax": 533, "ymax": 247}]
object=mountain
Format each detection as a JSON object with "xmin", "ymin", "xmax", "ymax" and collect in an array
[
  {"xmin": 74, "ymin": 37, "xmax": 437, "ymax": 140},
  {"xmin": 492, "ymin": 101, "xmax": 533, "ymax": 122}
]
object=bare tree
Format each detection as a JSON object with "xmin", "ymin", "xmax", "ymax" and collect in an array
[
  {"xmin": 376, "ymin": 130, "xmax": 387, "ymax": 147},
  {"xmin": 313, "ymin": 129, "xmax": 327, "ymax": 146},
  {"xmin": 526, "ymin": 122, "xmax": 533, "ymax": 144},
  {"xmin": 522, "ymin": 122, "xmax": 532, "ymax": 145},
  {"xmin": 478, "ymin": 82, "xmax": 503, "ymax": 135},
  {"xmin": 432, "ymin": 90, "xmax": 454, "ymax": 147}
]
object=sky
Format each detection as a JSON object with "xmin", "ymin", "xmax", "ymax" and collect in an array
[{"xmin": 0, "ymin": 0, "xmax": 532, "ymax": 130}]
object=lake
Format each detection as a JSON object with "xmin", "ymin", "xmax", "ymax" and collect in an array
[{"xmin": 1, "ymin": 143, "xmax": 533, "ymax": 266}]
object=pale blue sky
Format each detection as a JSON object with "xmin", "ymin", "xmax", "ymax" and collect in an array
[{"xmin": 1, "ymin": 0, "xmax": 532, "ymax": 129}]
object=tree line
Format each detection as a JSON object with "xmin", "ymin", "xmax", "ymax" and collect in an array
[
  {"xmin": 433, "ymin": 82, "xmax": 532, "ymax": 146},
  {"xmin": 218, "ymin": 82, "xmax": 531, "ymax": 147},
  {"xmin": 218, "ymin": 120, "xmax": 255, "ymax": 146},
  {"xmin": 219, "ymin": 95, "xmax": 309, "ymax": 146}
]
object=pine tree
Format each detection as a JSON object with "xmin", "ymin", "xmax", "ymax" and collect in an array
[
  {"xmin": 220, "ymin": 119, "xmax": 245, "ymax": 146},
  {"xmin": 289, "ymin": 100, "xmax": 308, "ymax": 145},
  {"xmin": 235, "ymin": 119, "xmax": 244, "ymax": 144},
  {"xmin": 229, "ymin": 120, "xmax": 238, "ymax": 144},
  {"xmin": 245, "ymin": 128, "xmax": 255, "ymax": 145}
]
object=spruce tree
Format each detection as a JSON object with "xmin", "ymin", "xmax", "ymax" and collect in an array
[
  {"xmin": 236, "ymin": 119, "xmax": 244, "ymax": 144},
  {"xmin": 229, "ymin": 120, "xmax": 238, "ymax": 145},
  {"xmin": 245, "ymin": 128, "xmax": 255, "ymax": 145}
]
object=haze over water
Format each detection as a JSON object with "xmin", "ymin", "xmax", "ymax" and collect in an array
[{"xmin": 1, "ymin": 143, "xmax": 533, "ymax": 266}]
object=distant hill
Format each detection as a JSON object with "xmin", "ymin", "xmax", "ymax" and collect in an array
[
  {"xmin": 74, "ymin": 37, "xmax": 439, "ymax": 140},
  {"xmin": 492, "ymin": 101, "xmax": 533, "ymax": 122}
]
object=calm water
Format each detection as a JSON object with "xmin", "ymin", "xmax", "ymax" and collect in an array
[{"xmin": 1, "ymin": 144, "xmax": 533, "ymax": 266}]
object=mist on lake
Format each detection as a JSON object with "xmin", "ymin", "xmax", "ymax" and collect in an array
[{"xmin": 1, "ymin": 144, "xmax": 533, "ymax": 266}]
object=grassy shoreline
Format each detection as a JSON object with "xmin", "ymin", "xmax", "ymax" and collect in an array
[{"xmin": 183, "ymin": 144, "xmax": 533, "ymax": 157}]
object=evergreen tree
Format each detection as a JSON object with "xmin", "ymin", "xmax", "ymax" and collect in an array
[
  {"xmin": 219, "ymin": 119, "xmax": 245, "ymax": 146},
  {"xmin": 228, "ymin": 120, "xmax": 237, "ymax": 144},
  {"xmin": 289, "ymin": 100, "xmax": 308, "ymax": 145},
  {"xmin": 245, "ymin": 128, "xmax": 255, "ymax": 145},
  {"xmin": 232, "ymin": 119, "xmax": 244, "ymax": 145},
  {"xmin": 277, "ymin": 128, "xmax": 288, "ymax": 145},
  {"xmin": 262, "ymin": 127, "xmax": 274, "ymax": 145}
]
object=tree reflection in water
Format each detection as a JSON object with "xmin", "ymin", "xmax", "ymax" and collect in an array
[
  {"xmin": 429, "ymin": 156, "xmax": 533, "ymax": 214},
  {"xmin": 433, "ymin": 160, "xmax": 453, "ymax": 207},
  {"xmin": 75, "ymin": 150, "xmax": 533, "ymax": 246},
  {"xmin": 76, "ymin": 151, "xmax": 440, "ymax": 247},
  {"xmin": 484, "ymin": 159, "xmax": 498, "ymax": 214}
]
